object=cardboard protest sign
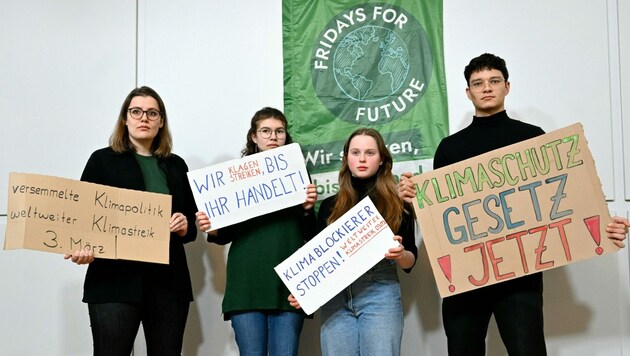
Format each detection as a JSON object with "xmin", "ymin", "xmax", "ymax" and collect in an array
[
  {"xmin": 275, "ymin": 196, "xmax": 398, "ymax": 315},
  {"xmin": 411, "ymin": 123, "xmax": 617, "ymax": 297},
  {"xmin": 187, "ymin": 143, "xmax": 310, "ymax": 231},
  {"xmin": 4, "ymin": 173, "xmax": 172, "ymax": 264}
]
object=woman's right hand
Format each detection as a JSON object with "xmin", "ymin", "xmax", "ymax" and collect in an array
[
  {"xmin": 195, "ymin": 211, "xmax": 217, "ymax": 235},
  {"xmin": 195, "ymin": 211, "xmax": 211, "ymax": 231},
  {"xmin": 288, "ymin": 294, "xmax": 302, "ymax": 310},
  {"xmin": 64, "ymin": 248, "xmax": 94, "ymax": 265}
]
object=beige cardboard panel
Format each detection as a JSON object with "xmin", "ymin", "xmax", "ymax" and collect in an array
[
  {"xmin": 411, "ymin": 123, "xmax": 615, "ymax": 297},
  {"xmin": 3, "ymin": 220, "xmax": 26, "ymax": 250},
  {"xmin": 5, "ymin": 173, "xmax": 171, "ymax": 264},
  {"xmin": 116, "ymin": 238, "xmax": 170, "ymax": 264},
  {"xmin": 4, "ymin": 181, "xmax": 28, "ymax": 250},
  {"xmin": 20, "ymin": 223, "xmax": 118, "ymax": 258}
]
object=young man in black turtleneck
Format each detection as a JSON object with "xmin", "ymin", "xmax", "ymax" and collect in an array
[
  {"xmin": 434, "ymin": 54, "xmax": 548, "ymax": 356},
  {"xmin": 433, "ymin": 53, "xmax": 545, "ymax": 169},
  {"xmin": 395, "ymin": 52, "xmax": 547, "ymax": 355},
  {"xmin": 398, "ymin": 53, "xmax": 629, "ymax": 356}
]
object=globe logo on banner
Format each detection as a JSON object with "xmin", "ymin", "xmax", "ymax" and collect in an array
[
  {"xmin": 334, "ymin": 26, "xmax": 408, "ymax": 101},
  {"xmin": 311, "ymin": 4, "xmax": 433, "ymax": 124}
]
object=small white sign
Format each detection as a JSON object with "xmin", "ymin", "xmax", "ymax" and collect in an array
[
  {"xmin": 187, "ymin": 143, "xmax": 309, "ymax": 231},
  {"xmin": 275, "ymin": 196, "xmax": 398, "ymax": 315}
]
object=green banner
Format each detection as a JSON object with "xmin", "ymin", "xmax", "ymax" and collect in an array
[{"xmin": 283, "ymin": 0, "xmax": 448, "ymax": 198}]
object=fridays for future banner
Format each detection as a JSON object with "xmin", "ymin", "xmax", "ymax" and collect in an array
[
  {"xmin": 275, "ymin": 196, "xmax": 397, "ymax": 315},
  {"xmin": 187, "ymin": 143, "xmax": 309, "ymax": 231},
  {"xmin": 283, "ymin": 0, "xmax": 448, "ymax": 199},
  {"xmin": 410, "ymin": 123, "xmax": 619, "ymax": 297}
]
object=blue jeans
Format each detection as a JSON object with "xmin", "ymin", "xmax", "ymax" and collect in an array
[
  {"xmin": 320, "ymin": 260, "xmax": 403, "ymax": 356},
  {"xmin": 230, "ymin": 311, "xmax": 305, "ymax": 356}
]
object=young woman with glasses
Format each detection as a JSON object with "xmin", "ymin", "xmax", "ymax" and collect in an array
[
  {"xmin": 196, "ymin": 107, "xmax": 317, "ymax": 356},
  {"xmin": 65, "ymin": 86, "xmax": 197, "ymax": 355}
]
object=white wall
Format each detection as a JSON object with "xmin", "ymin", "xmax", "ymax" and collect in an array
[
  {"xmin": 0, "ymin": 1, "xmax": 135, "ymax": 355},
  {"xmin": 1, "ymin": 0, "xmax": 629, "ymax": 355}
]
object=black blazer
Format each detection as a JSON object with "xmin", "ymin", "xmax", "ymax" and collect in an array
[{"xmin": 80, "ymin": 147, "xmax": 197, "ymax": 303}]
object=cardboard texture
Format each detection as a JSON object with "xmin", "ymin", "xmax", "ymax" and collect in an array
[
  {"xmin": 410, "ymin": 123, "xmax": 616, "ymax": 297},
  {"xmin": 4, "ymin": 173, "xmax": 172, "ymax": 264},
  {"xmin": 275, "ymin": 196, "xmax": 397, "ymax": 315},
  {"xmin": 187, "ymin": 143, "xmax": 310, "ymax": 231}
]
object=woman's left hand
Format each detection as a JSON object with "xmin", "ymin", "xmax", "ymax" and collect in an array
[
  {"xmin": 170, "ymin": 212, "xmax": 188, "ymax": 237},
  {"xmin": 385, "ymin": 235, "xmax": 405, "ymax": 260},
  {"xmin": 302, "ymin": 183, "xmax": 317, "ymax": 211}
]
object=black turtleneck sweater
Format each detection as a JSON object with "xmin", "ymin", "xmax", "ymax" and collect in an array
[
  {"xmin": 433, "ymin": 110, "xmax": 545, "ymax": 169},
  {"xmin": 316, "ymin": 175, "xmax": 417, "ymax": 272},
  {"xmin": 433, "ymin": 110, "xmax": 546, "ymax": 292}
]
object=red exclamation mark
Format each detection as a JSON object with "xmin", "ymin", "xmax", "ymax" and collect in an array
[
  {"xmin": 583, "ymin": 216, "xmax": 603, "ymax": 255},
  {"xmin": 437, "ymin": 255, "xmax": 455, "ymax": 293}
]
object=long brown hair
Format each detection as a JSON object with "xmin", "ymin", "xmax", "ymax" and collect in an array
[
  {"xmin": 327, "ymin": 128, "xmax": 404, "ymax": 232},
  {"xmin": 109, "ymin": 86, "xmax": 173, "ymax": 158}
]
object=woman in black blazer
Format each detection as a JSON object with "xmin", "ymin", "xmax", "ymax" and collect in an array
[{"xmin": 65, "ymin": 86, "xmax": 197, "ymax": 355}]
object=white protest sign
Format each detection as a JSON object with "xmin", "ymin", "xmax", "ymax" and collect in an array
[
  {"xmin": 275, "ymin": 196, "xmax": 398, "ymax": 315},
  {"xmin": 187, "ymin": 143, "xmax": 309, "ymax": 231}
]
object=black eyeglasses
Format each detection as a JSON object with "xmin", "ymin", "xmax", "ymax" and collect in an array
[
  {"xmin": 128, "ymin": 107, "xmax": 161, "ymax": 121},
  {"xmin": 258, "ymin": 127, "xmax": 287, "ymax": 139}
]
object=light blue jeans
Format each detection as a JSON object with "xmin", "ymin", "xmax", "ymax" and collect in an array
[
  {"xmin": 230, "ymin": 311, "xmax": 305, "ymax": 356},
  {"xmin": 320, "ymin": 259, "xmax": 403, "ymax": 356}
]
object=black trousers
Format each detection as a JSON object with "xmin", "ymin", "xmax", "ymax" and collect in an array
[
  {"xmin": 87, "ymin": 290, "xmax": 190, "ymax": 356},
  {"xmin": 442, "ymin": 273, "xmax": 546, "ymax": 356}
]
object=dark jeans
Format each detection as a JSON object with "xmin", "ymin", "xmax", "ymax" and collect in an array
[
  {"xmin": 88, "ymin": 295, "xmax": 189, "ymax": 356},
  {"xmin": 442, "ymin": 274, "xmax": 546, "ymax": 356}
]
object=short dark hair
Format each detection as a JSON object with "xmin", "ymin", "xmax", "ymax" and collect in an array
[
  {"xmin": 464, "ymin": 53, "xmax": 509, "ymax": 85},
  {"xmin": 241, "ymin": 107, "xmax": 293, "ymax": 156}
]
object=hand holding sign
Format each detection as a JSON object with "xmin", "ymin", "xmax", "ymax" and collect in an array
[
  {"xmin": 397, "ymin": 172, "xmax": 416, "ymax": 204},
  {"xmin": 275, "ymin": 197, "xmax": 398, "ymax": 315},
  {"xmin": 5, "ymin": 172, "xmax": 172, "ymax": 264},
  {"xmin": 384, "ymin": 235, "xmax": 415, "ymax": 269},
  {"xmin": 606, "ymin": 216, "xmax": 630, "ymax": 248},
  {"xmin": 64, "ymin": 248, "xmax": 94, "ymax": 265},
  {"xmin": 169, "ymin": 212, "xmax": 189, "ymax": 237},
  {"xmin": 302, "ymin": 183, "xmax": 317, "ymax": 211},
  {"xmin": 287, "ymin": 293, "xmax": 301, "ymax": 309},
  {"xmin": 195, "ymin": 211, "xmax": 213, "ymax": 233},
  {"xmin": 409, "ymin": 123, "xmax": 623, "ymax": 297}
]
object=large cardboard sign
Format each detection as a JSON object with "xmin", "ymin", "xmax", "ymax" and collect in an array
[
  {"xmin": 187, "ymin": 143, "xmax": 310, "ymax": 231},
  {"xmin": 4, "ymin": 173, "xmax": 172, "ymax": 264},
  {"xmin": 275, "ymin": 197, "xmax": 398, "ymax": 315},
  {"xmin": 410, "ymin": 123, "xmax": 617, "ymax": 297}
]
